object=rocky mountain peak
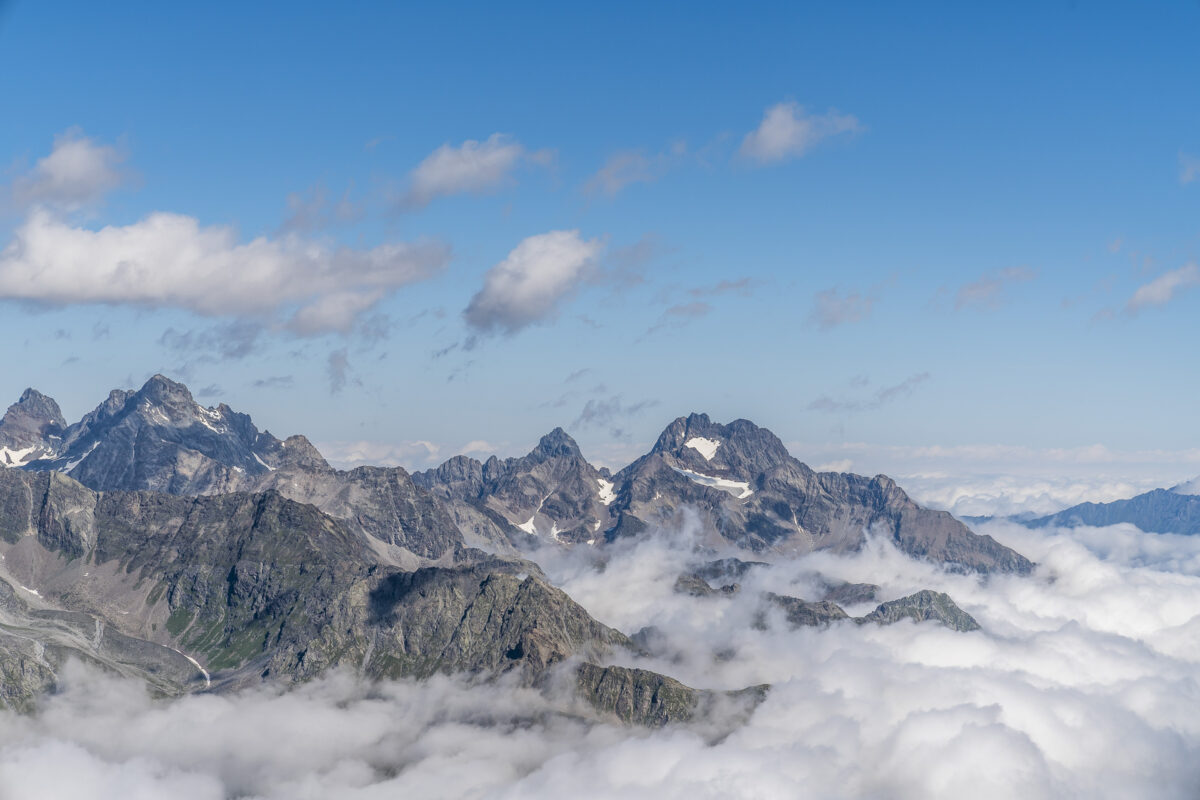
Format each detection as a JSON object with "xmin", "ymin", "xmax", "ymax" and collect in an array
[
  {"xmin": 531, "ymin": 427, "xmax": 583, "ymax": 460},
  {"xmin": 0, "ymin": 388, "xmax": 68, "ymax": 465},
  {"xmin": 11, "ymin": 388, "xmax": 66, "ymax": 426},
  {"xmin": 650, "ymin": 413, "xmax": 794, "ymax": 477}
]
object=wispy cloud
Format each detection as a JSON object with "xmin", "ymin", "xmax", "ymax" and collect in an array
[
  {"xmin": 1124, "ymin": 263, "xmax": 1199, "ymax": 314},
  {"xmin": 739, "ymin": 101, "xmax": 862, "ymax": 165},
  {"xmin": 398, "ymin": 134, "xmax": 552, "ymax": 209},
  {"xmin": 252, "ymin": 375, "xmax": 294, "ymax": 390},
  {"xmin": 278, "ymin": 183, "xmax": 364, "ymax": 233},
  {"xmin": 808, "ymin": 372, "xmax": 931, "ymax": 413},
  {"xmin": 327, "ymin": 348, "xmax": 350, "ymax": 393},
  {"xmin": 584, "ymin": 141, "xmax": 687, "ymax": 197},
  {"xmin": 572, "ymin": 394, "xmax": 658, "ymax": 439},
  {"xmin": 809, "ymin": 287, "xmax": 875, "ymax": 330},
  {"xmin": 953, "ymin": 266, "xmax": 1035, "ymax": 310},
  {"xmin": 159, "ymin": 321, "xmax": 263, "ymax": 362},
  {"xmin": 1180, "ymin": 152, "xmax": 1200, "ymax": 185}
]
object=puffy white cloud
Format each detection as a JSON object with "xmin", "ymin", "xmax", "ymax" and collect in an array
[
  {"xmin": 463, "ymin": 230, "xmax": 604, "ymax": 336},
  {"xmin": 738, "ymin": 101, "xmax": 861, "ymax": 165},
  {"xmin": 0, "ymin": 209, "xmax": 449, "ymax": 333},
  {"xmin": 9, "ymin": 128, "xmax": 127, "ymax": 210},
  {"xmin": 400, "ymin": 134, "xmax": 551, "ymax": 209},
  {"xmin": 1125, "ymin": 263, "xmax": 1199, "ymax": 314}
]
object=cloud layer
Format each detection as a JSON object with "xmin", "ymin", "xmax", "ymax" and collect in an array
[{"xmin": 5, "ymin": 516, "xmax": 1200, "ymax": 798}]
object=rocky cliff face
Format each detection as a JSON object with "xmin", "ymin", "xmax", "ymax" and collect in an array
[
  {"xmin": 0, "ymin": 389, "xmax": 66, "ymax": 467},
  {"xmin": 413, "ymin": 428, "xmax": 618, "ymax": 548},
  {"xmin": 0, "ymin": 468, "xmax": 710, "ymax": 720},
  {"xmin": 416, "ymin": 412, "xmax": 1031, "ymax": 575},
  {"xmin": 7, "ymin": 376, "xmax": 464, "ymax": 562}
]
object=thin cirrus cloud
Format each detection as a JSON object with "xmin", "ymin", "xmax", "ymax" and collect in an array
[
  {"xmin": 953, "ymin": 266, "xmax": 1036, "ymax": 310},
  {"xmin": 9, "ymin": 127, "xmax": 128, "ymax": 210},
  {"xmin": 398, "ymin": 133, "xmax": 553, "ymax": 209},
  {"xmin": 808, "ymin": 372, "xmax": 932, "ymax": 413},
  {"xmin": 0, "ymin": 208, "xmax": 450, "ymax": 334},
  {"xmin": 583, "ymin": 141, "xmax": 687, "ymax": 197},
  {"xmin": 463, "ymin": 229, "xmax": 604, "ymax": 337},
  {"xmin": 809, "ymin": 287, "xmax": 875, "ymax": 330},
  {"xmin": 739, "ymin": 101, "xmax": 862, "ymax": 165},
  {"xmin": 1124, "ymin": 263, "xmax": 1199, "ymax": 314},
  {"xmin": 1180, "ymin": 152, "xmax": 1200, "ymax": 185}
]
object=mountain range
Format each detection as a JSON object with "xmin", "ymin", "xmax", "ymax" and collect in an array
[
  {"xmin": 0, "ymin": 375, "xmax": 1033, "ymax": 723},
  {"xmin": 1023, "ymin": 478, "xmax": 1200, "ymax": 535}
]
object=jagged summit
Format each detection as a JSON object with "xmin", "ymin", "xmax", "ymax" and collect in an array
[
  {"xmin": 648, "ymin": 412, "xmax": 796, "ymax": 478},
  {"xmin": 0, "ymin": 387, "xmax": 68, "ymax": 466},
  {"xmin": 531, "ymin": 426, "xmax": 584, "ymax": 460}
]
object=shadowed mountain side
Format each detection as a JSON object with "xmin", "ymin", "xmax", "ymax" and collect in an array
[
  {"xmin": 1026, "ymin": 488, "xmax": 1200, "ymax": 536},
  {"xmin": 0, "ymin": 469, "xmax": 741, "ymax": 722},
  {"xmin": 608, "ymin": 414, "xmax": 1032, "ymax": 574}
]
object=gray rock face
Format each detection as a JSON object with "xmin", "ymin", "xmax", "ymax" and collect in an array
[
  {"xmin": 0, "ymin": 389, "xmax": 66, "ymax": 466},
  {"xmin": 26, "ymin": 375, "xmax": 283, "ymax": 494},
  {"xmin": 609, "ymin": 414, "xmax": 1032, "ymax": 574},
  {"xmin": 763, "ymin": 588, "xmax": 979, "ymax": 632},
  {"xmin": 1026, "ymin": 488, "xmax": 1200, "ymax": 536},
  {"xmin": 413, "ymin": 428, "xmax": 617, "ymax": 548},
  {"xmin": 764, "ymin": 593, "xmax": 852, "ymax": 627},
  {"xmin": 860, "ymin": 590, "xmax": 981, "ymax": 632},
  {"xmin": 9, "ymin": 380, "xmax": 1031, "ymax": 574},
  {"xmin": 0, "ymin": 468, "xmax": 708, "ymax": 720},
  {"xmin": 8, "ymin": 377, "xmax": 464, "ymax": 561}
]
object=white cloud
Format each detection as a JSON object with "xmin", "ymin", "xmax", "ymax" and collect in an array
[
  {"xmin": 954, "ymin": 266, "xmax": 1035, "ymax": 310},
  {"xmin": 10, "ymin": 128, "xmax": 127, "ymax": 210},
  {"xmin": 809, "ymin": 287, "xmax": 875, "ymax": 329},
  {"xmin": 584, "ymin": 142, "xmax": 686, "ymax": 197},
  {"xmin": 400, "ymin": 134, "xmax": 550, "ymax": 209},
  {"xmin": 463, "ymin": 230, "xmax": 604, "ymax": 336},
  {"xmin": 0, "ymin": 209, "xmax": 448, "ymax": 333},
  {"xmin": 1125, "ymin": 263, "xmax": 1200, "ymax": 314},
  {"xmin": 787, "ymin": 440, "xmax": 1200, "ymax": 516},
  {"xmin": 10, "ymin": 518, "xmax": 1200, "ymax": 797},
  {"xmin": 738, "ymin": 101, "xmax": 861, "ymax": 165},
  {"xmin": 1180, "ymin": 152, "xmax": 1200, "ymax": 185},
  {"xmin": 584, "ymin": 151, "xmax": 660, "ymax": 196}
]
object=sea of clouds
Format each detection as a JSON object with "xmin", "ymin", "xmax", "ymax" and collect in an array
[{"xmin": 3, "ymin": 514, "xmax": 1200, "ymax": 799}]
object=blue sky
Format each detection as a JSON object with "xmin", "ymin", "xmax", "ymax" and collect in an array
[{"xmin": 1, "ymin": 1, "xmax": 1198, "ymax": 488}]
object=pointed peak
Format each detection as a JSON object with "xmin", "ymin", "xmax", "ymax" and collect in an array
[
  {"xmin": 531, "ymin": 427, "xmax": 582, "ymax": 459},
  {"xmin": 139, "ymin": 374, "xmax": 192, "ymax": 400},
  {"xmin": 7, "ymin": 388, "xmax": 65, "ymax": 426}
]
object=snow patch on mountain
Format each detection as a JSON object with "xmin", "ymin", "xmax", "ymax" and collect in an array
[
  {"xmin": 597, "ymin": 478, "xmax": 616, "ymax": 505},
  {"xmin": 0, "ymin": 445, "xmax": 37, "ymax": 467},
  {"xmin": 672, "ymin": 466, "xmax": 754, "ymax": 499},
  {"xmin": 685, "ymin": 437, "xmax": 720, "ymax": 461}
]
